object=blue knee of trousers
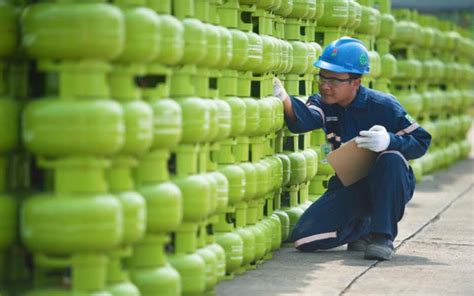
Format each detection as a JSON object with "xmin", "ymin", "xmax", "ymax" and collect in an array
[{"xmin": 373, "ymin": 152, "xmax": 409, "ymax": 176}]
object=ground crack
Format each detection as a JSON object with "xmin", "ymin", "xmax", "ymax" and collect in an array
[{"xmin": 339, "ymin": 183, "xmax": 473, "ymax": 295}]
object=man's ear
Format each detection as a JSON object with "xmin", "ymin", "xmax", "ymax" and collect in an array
[{"xmin": 352, "ymin": 78, "xmax": 362, "ymax": 88}]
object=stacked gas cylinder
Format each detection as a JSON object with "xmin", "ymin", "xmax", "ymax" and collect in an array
[
  {"xmin": 0, "ymin": 0, "xmax": 472, "ymax": 295},
  {"xmin": 389, "ymin": 9, "xmax": 474, "ymax": 180}
]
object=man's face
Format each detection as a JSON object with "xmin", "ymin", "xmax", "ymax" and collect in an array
[{"xmin": 317, "ymin": 69, "xmax": 361, "ymax": 108}]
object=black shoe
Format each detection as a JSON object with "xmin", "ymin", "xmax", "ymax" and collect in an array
[
  {"xmin": 347, "ymin": 235, "xmax": 372, "ymax": 252},
  {"xmin": 364, "ymin": 236, "xmax": 394, "ymax": 261}
]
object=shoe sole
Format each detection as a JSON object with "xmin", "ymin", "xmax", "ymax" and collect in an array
[
  {"xmin": 364, "ymin": 245, "xmax": 393, "ymax": 260},
  {"xmin": 347, "ymin": 243, "xmax": 367, "ymax": 252}
]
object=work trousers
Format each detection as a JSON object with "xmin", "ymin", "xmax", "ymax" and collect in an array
[{"xmin": 289, "ymin": 151, "xmax": 416, "ymax": 251}]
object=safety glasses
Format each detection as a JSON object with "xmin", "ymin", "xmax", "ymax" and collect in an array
[{"xmin": 317, "ymin": 73, "xmax": 357, "ymax": 87}]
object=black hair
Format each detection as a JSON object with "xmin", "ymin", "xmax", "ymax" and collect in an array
[{"xmin": 348, "ymin": 73, "xmax": 362, "ymax": 80}]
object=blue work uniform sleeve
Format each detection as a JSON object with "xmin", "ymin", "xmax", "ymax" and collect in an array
[
  {"xmin": 285, "ymin": 95, "xmax": 325, "ymax": 133},
  {"xmin": 387, "ymin": 111, "xmax": 431, "ymax": 160}
]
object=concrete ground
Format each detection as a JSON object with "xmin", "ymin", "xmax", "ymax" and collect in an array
[{"xmin": 216, "ymin": 139, "xmax": 474, "ymax": 295}]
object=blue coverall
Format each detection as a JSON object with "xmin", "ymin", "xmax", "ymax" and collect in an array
[{"xmin": 286, "ymin": 85, "xmax": 432, "ymax": 251}]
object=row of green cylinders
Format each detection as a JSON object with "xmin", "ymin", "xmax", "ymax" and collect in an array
[
  {"xmin": 382, "ymin": 8, "xmax": 473, "ymax": 180},
  {"xmin": 0, "ymin": 0, "xmax": 472, "ymax": 295},
  {"xmin": 0, "ymin": 0, "xmax": 329, "ymax": 295}
]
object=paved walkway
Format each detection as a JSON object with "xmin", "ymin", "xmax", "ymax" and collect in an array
[{"xmin": 216, "ymin": 142, "xmax": 474, "ymax": 295}]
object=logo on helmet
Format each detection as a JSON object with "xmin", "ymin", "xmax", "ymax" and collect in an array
[
  {"xmin": 359, "ymin": 54, "xmax": 368, "ymax": 65},
  {"xmin": 331, "ymin": 49, "xmax": 337, "ymax": 56}
]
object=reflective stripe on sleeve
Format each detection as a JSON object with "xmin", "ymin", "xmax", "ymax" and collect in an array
[
  {"xmin": 308, "ymin": 105, "xmax": 325, "ymax": 125},
  {"xmin": 396, "ymin": 122, "xmax": 419, "ymax": 136}
]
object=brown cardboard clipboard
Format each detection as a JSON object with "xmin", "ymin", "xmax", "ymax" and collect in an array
[{"xmin": 326, "ymin": 138, "xmax": 378, "ymax": 187}]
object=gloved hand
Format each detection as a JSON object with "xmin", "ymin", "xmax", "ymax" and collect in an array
[
  {"xmin": 355, "ymin": 125, "xmax": 390, "ymax": 152},
  {"xmin": 273, "ymin": 77, "xmax": 289, "ymax": 102}
]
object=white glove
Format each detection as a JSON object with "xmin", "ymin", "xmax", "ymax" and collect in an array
[
  {"xmin": 273, "ymin": 77, "xmax": 289, "ymax": 102},
  {"xmin": 355, "ymin": 125, "xmax": 390, "ymax": 152}
]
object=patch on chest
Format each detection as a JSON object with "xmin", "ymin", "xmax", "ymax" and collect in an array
[{"xmin": 326, "ymin": 116, "xmax": 338, "ymax": 122}]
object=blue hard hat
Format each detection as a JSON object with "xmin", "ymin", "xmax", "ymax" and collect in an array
[{"xmin": 314, "ymin": 37, "xmax": 370, "ymax": 75}]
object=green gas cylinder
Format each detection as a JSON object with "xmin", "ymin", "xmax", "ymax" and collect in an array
[
  {"xmin": 276, "ymin": 40, "xmax": 293, "ymax": 74},
  {"xmin": 253, "ymin": 35, "xmax": 278, "ymax": 74},
  {"xmin": 147, "ymin": 0, "xmax": 171, "ymax": 14},
  {"xmin": 289, "ymin": 41, "xmax": 309, "ymax": 74},
  {"xmin": 304, "ymin": 43, "xmax": 317, "ymax": 75},
  {"xmin": 109, "ymin": 99, "xmax": 153, "ymax": 155},
  {"xmin": 285, "ymin": 151, "xmax": 307, "ymax": 186},
  {"xmin": 346, "ymin": 0, "xmax": 362, "ymax": 32},
  {"xmin": 228, "ymin": 29, "xmax": 249, "ymax": 70},
  {"xmin": 180, "ymin": 18, "xmax": 207, "ymax": 64},
  {"xmin": 218, "ymin": 165, "xmax": 245, "ymax": 206},
  {"xmin": 106, "ymin": 161, "xmax": 144, "ymax": 294},
  {"xmin": 113, "ymin": 4, "xmax": 160, "ymax": 64},
  {"xmin": 130, "ymin": 259, "xmax": 181, "ymax": 296},
  {"xmin": 396, "ymin": 89, "xmax": 422, "ymax": 119},
  {"xmin": 300, "ymin": 148, "xmax": 318, "ymax": 209},
  {"xmin": 154, "ymin": 14, "xmax": 184, "ymax": 66},
  {"xmin": 418, "ymin": 26, "xmax": 435, "ymax": 49},
  {"xmin": 246, "ymin": 200, "xmax": 267, "ymax": 263},
  {"xmin": 364, "ymin": 50, "xmax": 380, "ymax": 80},
  {"xmin": 203, "ymin": 173, "xmax": 219, "ymax": 218},
  {"xmin": 196, "ymin": 227, "xmax": 218, "ymax": 293},
  {"xmin": 379, "ymin": 52, "xmax": 396, "ymax": 80},
  {"xmin": 272, "ymin": 97, "xmax": 285, "ymax": 132},
  {"xmin": 240, "ymin": 32, "xmax": 263, "ymax": 72},
  {"xmin": 212, "ymin": 171, "xmax": 230, "ymax": 215},
  {"xmin": 168, "ymin": 252, "xmax": 205, "ymax": 296},
  {"xmin": 23, "ymin": 98, "xmax": 124, "ymax": 156},
  {"xmin": 234, "ymin": 221, "xmax": 256, "ymax": 272},
  {"xmin": 22, "ymin": 2, "xmax": 124, "ymax": 60},
  {"xmin": 243, "ymin": 98, "xmax": 260, "ymax": 138},
  {"xmin": 22, "ymin": 158, "xmax": 122, "ymax": 254},
  {"xmin": 215, "ymin": 230, "xmax": 243, "ymax": 277},
  {"xmin": 308, "ymin": 42, "xmax": 323, "ymax": 75},
  {"xmin": 137, "ymin": 176, "xmax": 182, "ymax": 235},
  {"xmin": 430, "ymin": 89, "xmax": 443, "ymax": 117},
  {"xmin": 253, "ymin": 161, "xmax": 269, "ymax": 202},
  {"xmin": 21, "ymin": 158, "xmax": 122, "ymax": 295},
  {"xmin": 199, "ymin": 24, "xmax": 221, "ymax": 68},
  {"xmin": 267, "ymin": 155, "xmax": 283, "ymax": 192},
  {"xmin": 448, "ymin": 90, "xmax": 463, "ymax": 114},
  {"xmin": 258, "ymin": 99, "xmax": 274, "ymax": 136},
  {"xmin": 421, "ymin": 60, "xmax": 435, "ymax": 82},
  {"xmin": 317, "ymin": 0, "xmax": 349, "ymax": 28},
  {"xmin": 275, "ymin": 0, "xmax": 293, "ymax": 17},
  {"xmin": 431, "ymin": 59, "xmax": 445, "ymax": 84},
  {"xmin": 285, "ymin": 0, "xmax": 310, "ymax": 19},
  {"xmin": 314, "ymin": 0, "xmax": 325, "ymax": 21},
  {"xmin": 205, "ymin": 232, "xmax": 226, "ymax": 282},
  {"xmin": 395, "ymin": 58, "xmax": 422, "ymax": 82},
  {"xmin": 173, "ymin": 174, "xmax": 211, "ymax": 223},
  {"xmin": 240, "ymin": 163, "xmax": 257, "ymax": 202},
  {"xmin": 356, "ymin": 4, "xmax": 380, "ymax": 37},
  {"xmin": 149, "ymin": 98, "xmax": 182, "ymax": 150},
  {"xmin": 274, "ymin": 153, "xmax": 291, "ymax": 241},
  {"xmin": 393, "ymin": 11, "xmax": 420, "ymax": 46}
]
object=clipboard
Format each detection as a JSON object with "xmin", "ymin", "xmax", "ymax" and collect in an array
[{"xmin": 326, "ymin": 138, "xmax": 378, "ymax": 187}]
